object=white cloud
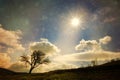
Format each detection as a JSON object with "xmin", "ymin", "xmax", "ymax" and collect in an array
[
  {"xmin": 75, "ymin": 39, "xmax": 101, "ymax": 51},
  {"xmin": 29, "ymin": 38, "xmax": 60, "ymax": 55},
  {"xmin": 75, "ymin": 36, "xmax": 112, "ymax": 52},
  {"xmin": 55, "ymin": 51, "xmax": 120, "ymax": 62},
  {"xmin": 99, "ymin": 36, "xmax": 112, "ymax": 44}
]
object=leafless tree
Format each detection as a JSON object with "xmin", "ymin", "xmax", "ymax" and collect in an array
[
  {"xmin": 91, "ymin": 58, "xmax": 98, "ymax": 66},
  {"xmin": 21, "ymin": 50, "xmax": 50, "ymax": 73}
]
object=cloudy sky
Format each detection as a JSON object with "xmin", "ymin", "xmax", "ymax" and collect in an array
[{"xmin": 0, "ymin": 0, "xmax": 120, "ymax": 72}]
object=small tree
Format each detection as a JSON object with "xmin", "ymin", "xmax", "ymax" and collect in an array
[
  {"xmin": 21, "ymin": 50, "xmax": 50, "ymax": 73},
  {"xmin": 91, "ymin": 58, "xmax": 97, "ymax": 66}
]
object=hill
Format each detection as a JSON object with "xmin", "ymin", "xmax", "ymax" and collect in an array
[
  {"xmin": 0, "ymin": 60, "xmax": 120, "ymax": 80},
  {"xmin": 0, "ymin": 68, "xmax": 15, "ymax": 75}
]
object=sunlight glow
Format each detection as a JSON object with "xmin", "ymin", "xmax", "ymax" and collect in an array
[{"xmin": 71, "ymin": 17, "xmax": 80, "ymax": 27}]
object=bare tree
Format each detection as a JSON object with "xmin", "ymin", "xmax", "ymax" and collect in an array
[
  {"xmin": 91, "ymin": 58, "xmax": 98, "ymax": 66},
  {"xmin": 21, "ymin": 50, "xmax": 50, "ymax": 74}
]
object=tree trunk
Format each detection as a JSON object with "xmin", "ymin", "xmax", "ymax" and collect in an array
[{"xmin": 29, "ymin": 67, "xmax": 34, "ymax": 74}]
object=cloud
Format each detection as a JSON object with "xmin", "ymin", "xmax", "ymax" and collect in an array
[
  {"xmin": 0, "ymin": 26, "xmax": 25, "ymax": 68},
  {"xmin": 75, "ymin": 39, "xmax": 101, "ymax": 51},
  {"xmin": 99, "ymin": 36, "xmax": 112, "ymax": 44},
  {"xmin": 58, "ymin": 35, "xmax": 118, "ymax": 66},
  {"xmin": 0, "ymin": 53, "xmax": 11, "ymax": 68},
  {"xmin": 53, "ymin": 50, "xmax": 120, "ymax": 68},
  {"xmin": 56, "ymin": 51, "xmax": 120, "ymax": 62},
  {"xmin": 65, "ymin": 36, "xmax": 119, "ymax": 67},
  {"xmin": 29, "ymin": 38, "xmax": 60, "ymax": 55},
  {"xmin": 75, "ymin": 36, "xmax": 112, "ymax": 51},
  {"xmin": 0, "ymin": 27, "xmax": 25, "ymax": 52},
  {"xmin": 74, "ymin": 36, "xmax": 120, "ymax": 61}
]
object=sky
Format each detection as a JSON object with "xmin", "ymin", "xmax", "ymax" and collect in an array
[{"xmin": 0, "ymin": 0, "xmax": 120, "ymax": 72}]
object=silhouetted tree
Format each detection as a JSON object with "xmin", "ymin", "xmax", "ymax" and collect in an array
[
  {"xmin": 91, "ymin": 58, "xmax": 97, "ymax": 66},
  {"xmin": 21, "ymin": 50, "xmax": 50, "ymax": 74}
]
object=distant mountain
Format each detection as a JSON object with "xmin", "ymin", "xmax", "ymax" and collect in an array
[{"xmin": 0, "ymin": 60, "xmax": 120, "ymax": 80}]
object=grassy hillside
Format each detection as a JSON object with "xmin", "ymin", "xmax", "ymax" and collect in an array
[
  {"xmin": 0, "ymin": 60, "xmax": 120, "ymax": 80},
  {"xmin": 0, "ymin": 68, "xmax": 15, "ymax": 75}
]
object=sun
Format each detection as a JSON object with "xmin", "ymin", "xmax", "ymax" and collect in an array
[{"xmin": 71, "ymin": 17, "xmax": 80, "ymax": 27}]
